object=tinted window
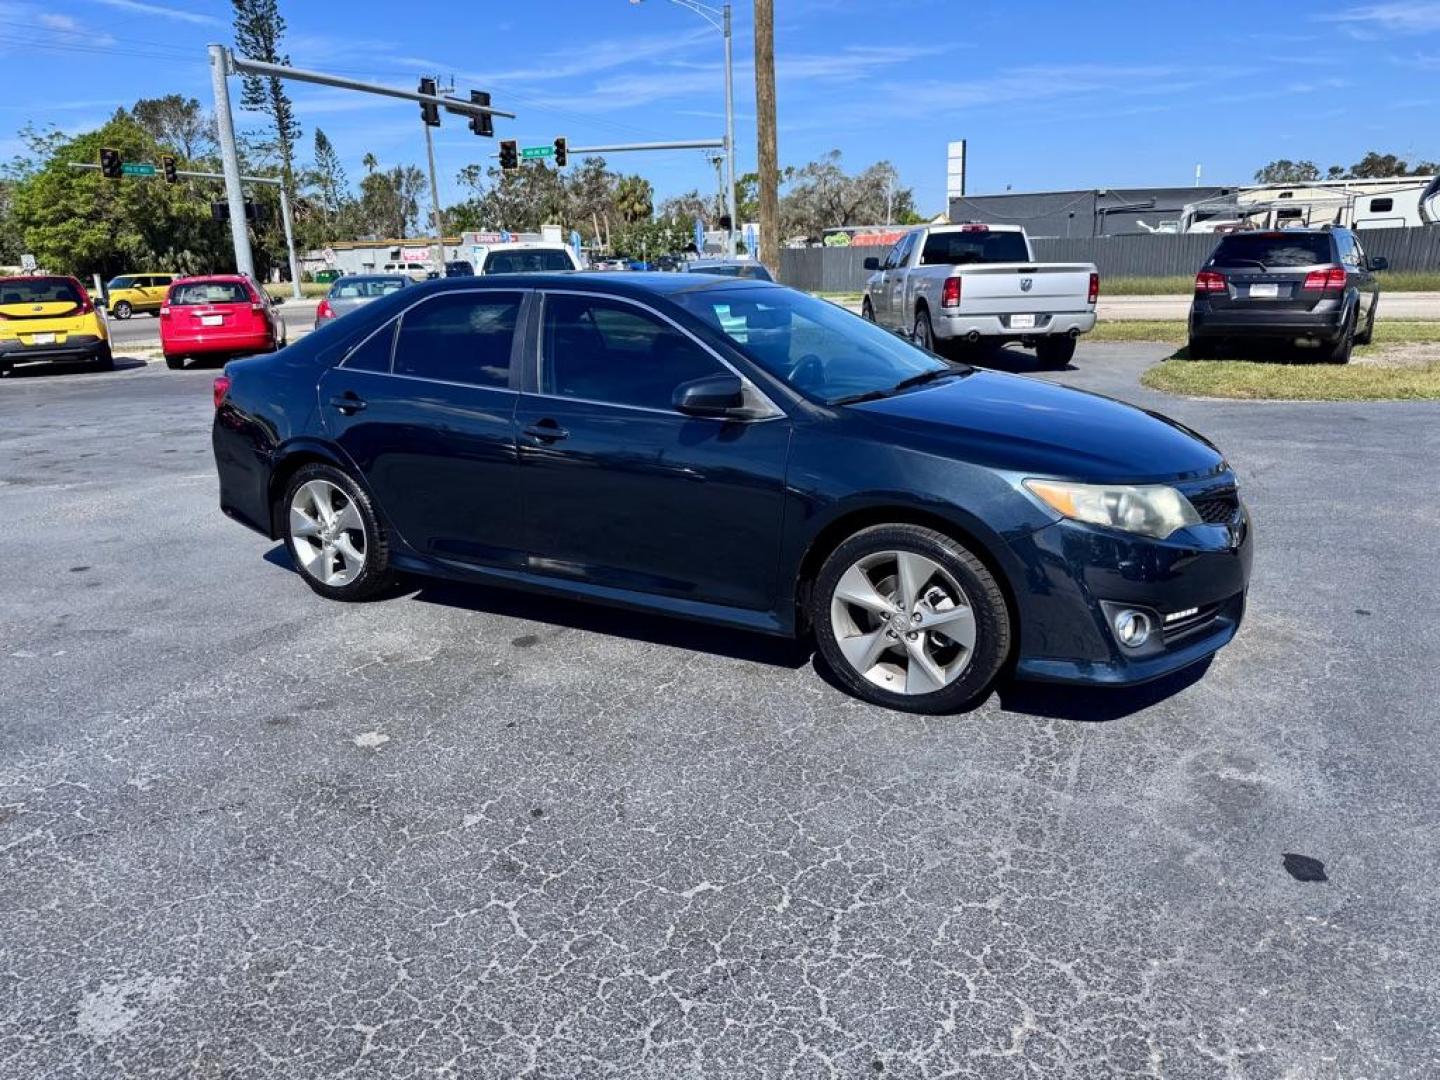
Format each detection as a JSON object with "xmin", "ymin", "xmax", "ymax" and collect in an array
[
  {"xmin": 1211, "ymin": 233, "xmax": 1332, "ymax": 268},
  {"xmin": 342, "ymin": 323, "xmax": 395, "ymax": 372},
  {"xmin": 331, "ymin": 277, "xmax": 407, "ymax": 299},
  {"xmin": 1369, "ymin": 197, "xmax": 1394, "ymax": 213},
  {"xmin": 920, "ymin": 230, "xmax": 1029, "ymax": 265},
  {"xmin": 107, "ymin": 277, "xmax": 135, "ymax": 290},
  {"xmin": 0, "ymin": 277, "xmax": 83, "ymax": 305},
  {"xmin": 171, "ymin": 281, "xmax": 251, "ymax": 305},
  {"xmin": 484, "ymin": 249, "xmax": 573, "ymax": 274},
  {"xmin": 674, "ymin": 286, "xmax": 951, "ymax": 405},
  {"xmin": 392, "ymin": 291, "xmax": 520, "ymax": 388},
  {"xmin": 542, "ymin": 294, "xmax": 722, "ymax": 411}
]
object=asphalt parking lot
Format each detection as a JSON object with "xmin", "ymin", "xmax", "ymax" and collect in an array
[{"xmin": 3, "ymin": 343, "xmax": 1438, "ymax": 1078}]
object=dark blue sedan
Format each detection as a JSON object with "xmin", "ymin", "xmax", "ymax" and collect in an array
[{"xmin": 212, "ymin": 273, "xmax": 1251, "ymax": 713}]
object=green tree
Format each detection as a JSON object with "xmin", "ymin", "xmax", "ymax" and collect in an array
[
  {"xmin": 353, "ymin": 162, "xmax": 426, "ymax": 238},
  {"xmin": 132, "ymin": 95, "xmax": 215, "ymax": 161},
  {"xmin": 8, "ymin": 112, "xmax": 228, "ymax": 279},
  {"xmin": 779, "ymin": 151, "xmax": 917, "ymax": 237},
  {"xmin": 1253, "ymin": 159, "xmax": 1322, "ymax": 184},
  {"xmin": 614, "ymin": 175, "xmax": 653, "ymax": 224},
  {"xmin": 232, "ymin": 0, "xmax": 301, "ymax": 191},
  {"xmin": 309, "ymin": 127, "xmax": 348, "ymax": 216},
  {"xmin": 610, "ymin": 217, "xmax": 690, "ymax": 262}
]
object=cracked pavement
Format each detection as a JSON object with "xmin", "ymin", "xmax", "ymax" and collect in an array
[{"xmin": 2, "ymin": 345, "xmax": 1438, "ymax": 1078}]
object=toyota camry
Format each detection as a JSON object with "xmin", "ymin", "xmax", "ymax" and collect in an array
[{"xmin": 212, "ymin": 273, "xmax": 1252, "ymax": 714}]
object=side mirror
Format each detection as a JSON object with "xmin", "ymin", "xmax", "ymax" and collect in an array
[
  {"xmin": 673, "ymin": 373, "xmax": 746, "ymax": 417},
  {"xmin": 1369, "ymin": 256, "xmax": 1389, "ymax": 272},
  {"xmin": 863, "ymin": 257, "xmax": 880, "ymax": 271}
]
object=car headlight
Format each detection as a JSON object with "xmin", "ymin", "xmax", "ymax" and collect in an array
[{"xmin": 1023, "ymin": 479, "xmax": 1202, "ymax": 540}]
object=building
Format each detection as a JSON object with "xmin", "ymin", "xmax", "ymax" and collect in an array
[{"xmin": 948, "ymin": 187, "xmax": 1237, "ymax": 238}]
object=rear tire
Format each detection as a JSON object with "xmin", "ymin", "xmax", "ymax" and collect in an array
[
  {"xmin": 92, "ymin": 345, "xmax": 114, "ymax": 371},
  {"xmin": 1325, "ymin": 314, "xmax": 1355, "ymax": 364},
  {"xmin": 1035, "ymin": 336, "xmax": 1076, "ymax": 368},
  {"xmin": 1186, "ymin": 337, "xmax": 1215, "ymax": 360},
  {"xmin": 913, "ymin": 308, "xmax": 936, "ymax": 353},
  {"xmin": 812, "ymin": 524, "xmax": 1011, "ymax": 714},
  {"xmin": 281, "ymin": 463, "xmax": 396, "ymax": 602},
  {"xmin": 164, "ymin": 354, "xmax": 184, "ymax": 370},
  {"xmin": 112, "ymin": 301, "xmax": 132, "ymax": 320}
]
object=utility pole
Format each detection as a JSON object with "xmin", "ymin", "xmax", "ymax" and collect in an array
[
  {"xmin": 753, "ymin": 0, "xmax": 780, "ymax": 276},
  {"xmin": 208, "ymin": 44, "xmax": 254, "ymax": 280},
  {"xmin": 721, "ymin": 2, "xmax": 737, "ymax": 257}
]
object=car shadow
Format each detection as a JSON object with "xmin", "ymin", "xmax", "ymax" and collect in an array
[
  {"xmin": 956, "ymin": 344, "xmax": 1074, "ymax": 375},
  {"xmin": 2, "ymin": 355, "xmax": 148, "ymax": 378},
  {"xmin": 262, "ymin": 543, "xmax": 812, "ymax": 669}
]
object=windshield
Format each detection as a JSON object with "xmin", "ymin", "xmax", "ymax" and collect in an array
[
  {"xmin": 1, "ymin": 277, "xmax": 83, "ymax": 305},
  {"xmin": 483, "ymin": 249, "xmax": 573, "ymax": 274},
  {"xmin": 674, "ymin": 287, "xmax": 956, "ymax": 404},
  {"xmin": 170, "ymin": 281, "xmax": 251, "ymax": 305},
  {"xmin": 688, "ymin": 263, "xmax": 773, "ymax": 281},
  {"xmin": 331, "ymin": 277, "xmax": 407, "ymax": 299},
  {"xmin": 920, "ymin": 230, "xmax": 1030, "ymax": 265},
  {"xmin": 1211, "ymin": 233, "xmax": 1332, "ymax": 268}
]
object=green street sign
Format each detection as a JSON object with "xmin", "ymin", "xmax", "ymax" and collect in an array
[
  {"xmin": 520, "ymin": 145, "xmax": 554, "ymax": 160},
  {"xmin": 121, "ymin": 163, "xmax": 157, "ymax": 177}
]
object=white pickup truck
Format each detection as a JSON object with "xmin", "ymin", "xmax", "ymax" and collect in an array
[{"xmin": 861, "ymin": 224, "xmax": 1098, "ymax": 367}]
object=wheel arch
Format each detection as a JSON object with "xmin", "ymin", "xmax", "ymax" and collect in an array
[
  {"xmin": 266, "ymin": 439, "xmax": 359, "ymax": 539},
  {"xmin": 792, "ymin": 502, "xmax": 1021, "ymax": 647}
]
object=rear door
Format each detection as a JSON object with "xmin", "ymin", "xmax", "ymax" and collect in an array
[
  {"xmin": 1205, "ymin": 232, "xmax": 1337, "ymax": 313},
  {"xmin": 317, "ymin": 289, "xmax": 528, "ymax": 568}
]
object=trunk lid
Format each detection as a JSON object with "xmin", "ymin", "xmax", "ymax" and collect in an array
[{"xmin": 953, "ymin": 264, "xmax": 1095, "ymax": 316}]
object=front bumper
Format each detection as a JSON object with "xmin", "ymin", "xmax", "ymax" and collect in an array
[
  {"xmin": 937, "ymin": 310, "xmax": 1096, "ymax": 342},
  {"xmin": 1189, "ymin": 302, "xmax": 1346, "ymax": 341},
  {"xmin": 1007, "ymin": 503, "xmax": 1253, "ymax": 686},
  {"xmin": 0, "ymin": 334, "xmax": 108, "ymax": 366}
]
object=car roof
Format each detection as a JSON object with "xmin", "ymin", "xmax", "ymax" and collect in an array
[
  {"xmin": 172, "ymin": 274, "xmax": 252, "ymax": 282},
  {"xmin": 370, "ymin": 270, "xmax": 778, "ymax": 300}
]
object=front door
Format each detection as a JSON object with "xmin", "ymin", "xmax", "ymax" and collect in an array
[
  {"xmin": 514, "ymin": 290, "xmax": 792, "ymax": 612},
  {"xmin": 317, "ymin": 289, "xmax": 529, "ymax": 568}
]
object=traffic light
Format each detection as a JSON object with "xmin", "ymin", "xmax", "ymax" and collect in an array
[
  {"xmin": 99, "ymin": 147, "xmax": 122, "ymax": 179},
  {"xmin": 161, "ymin": 155, "xmax": 178, "ymax": 184},
  {"xmin": 553, "ymin": 136, "xmax": 568, "ymax": 168},
  {"xmin": 499, "ymin": 139, "xmax": 518, "ymax": 171},
  {"xmin": 468, "ymin": 90, "xmax": 493, "ymax": 138},
  {"xmin": 418, "ymin": 77, "xmax": 440, "ymax": 127}
]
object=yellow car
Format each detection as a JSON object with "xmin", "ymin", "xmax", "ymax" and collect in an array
[
  {"xmin": 103, "ymin": 272, "xmax": 178, "ymax": 319},
  {"xmin": 0, "ymin": 275, "xmax": 113, "ymax": 374}
]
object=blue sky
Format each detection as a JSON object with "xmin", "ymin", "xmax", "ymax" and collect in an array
[{"xmin": 3, "ymin": 0, "xmax": 1439, "ymax": 216}]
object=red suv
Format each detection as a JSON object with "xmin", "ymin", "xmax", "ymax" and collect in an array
[{"xmin": 160, "ymin": 275, "xmax": 286, "ymax": 370}]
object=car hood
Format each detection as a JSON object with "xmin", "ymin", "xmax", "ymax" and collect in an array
[{"xmin": 852, "ymin": 370, "xmax": 1224, "ymax": 483}]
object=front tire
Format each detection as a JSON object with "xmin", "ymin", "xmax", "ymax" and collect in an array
[
  {"xmin": 812, "ymin": 524, "xmax": 1011, "ymax": 714},
  {"xmin": 281, "ymin": 463, "xmax": 395, "ymax": 601},
  {"xmin": 1354, "ymin": 301, "xmax": 1376, "ymax": 346},
  {"xmin": 861, "ymin": 297, "xmax": 875, "ymax": 322},
  {"xmin": 1035, "ymin": 336, "xmax": 1076, "ymax": 368},
  {"xmin": 112, "ymin": 300, "xmax": 132, "ymax": 320}
]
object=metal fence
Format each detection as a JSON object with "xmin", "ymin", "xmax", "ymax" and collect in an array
[{"xmin": 779, "ymin": 225, "xmax": 1440, "ymax": 292}]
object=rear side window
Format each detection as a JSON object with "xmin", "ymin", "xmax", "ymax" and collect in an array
[
  {"xmin": 171, "ymin": 281, "xmax": 252, "ymax": 305},
  {"xmin": 108, "ymin": 276, "xmax": 135, "ymax": 290},
  {"xmin": 1211, "ymin": 233, "xmax": 1331, "ymax": 268},
  {"xmin": 541, "ymin": 294, "xmax": 722, "ymax": 411},
  {"xmin": 0, "ymin": 278, "xmax": 82, "ymax": 305},
  {"xmin": 342, "ymin": 323, "xmax": 396, "ymax": 373},
  {"xmin": 392, "ymin": 291, "xmax": 521, "ymax": 388},
  {"xmin": 920, "ymin": 230, "xmax": 1029, "ymax": 265},
  {"xmin": 332, "ymin": 278, "xmax": 406, "ymax": 299},
  {"xmin": 484, "ymin": 250, "xmax": 573, "ymax": 274}
]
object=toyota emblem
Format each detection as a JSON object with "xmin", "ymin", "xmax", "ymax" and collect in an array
[{"xmin": 1020, "ymin": 277, "xmax": 1034, "ymax": 292}]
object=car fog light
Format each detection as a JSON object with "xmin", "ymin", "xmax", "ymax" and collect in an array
[{"xmin": 1113, "ymin": 609, "xmax": 1152, "ymax": 649}]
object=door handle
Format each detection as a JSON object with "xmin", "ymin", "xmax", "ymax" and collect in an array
[
  {"xmin": 328, "ymin": 393, "xmax": 366, "ymax": 414},
  {"xmin": 523, "ymin": 421, "xmax": 569, "ymax": 443}
]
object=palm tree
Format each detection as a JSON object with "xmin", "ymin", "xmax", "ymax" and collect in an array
[
  {"xmin": 615, "ymin": 176, "xmax": 653, "ymax": 224},
  {"xmin": 361, "ymin": 152, "xmax": 378, "ymax": 174}
]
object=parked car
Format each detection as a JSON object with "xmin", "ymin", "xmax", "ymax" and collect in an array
[
  {"xmin": 473, "ymin": 243, "xmax": 580, "ymax": 275},
  {"xmin": 444, "ymin": 260, "xmax": 475, "ymax": 277},
  {"xmin": 861, "ymin": 224, "xmax": 1098, "ymax": 367},
  {"xmin": 382, "ymin": 262, "xmax": 431, "ymax": 281},
  {"xmin": 686, "ymin": 260, "xmax": 773, "ymax": 281},
  {"xmin": 0, "ymin": 274, "xmax": 112, "ymax": 375},
  {"xmin": 212, "ymin": 273, "xmax": 1251, "ymax": 714},
  {"xmin": 314, "ymin": 274, "xmax": 410, "ymax": 329},
  {"xmin": 102, "ymin": 272, "xmax": 178, "ymax": 319},
  {"xmin": 161, "ymin": 275, "xmax": 286, "ymax": 370},
  {"xmin": 1187, "ymin": 227, "xmax": 1384, "ymax": 363}
]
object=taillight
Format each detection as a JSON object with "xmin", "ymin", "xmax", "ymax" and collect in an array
[
  {"xmin": 316, "ymin": 299, "xmax": 334, "ymax": 320},
  {"xmin": 1302, "ymin": 266, "xmax": 1347, "ymax": 292},
  {"xmin": 1195, "ymin": 270, "xmax": 1227, "ymax": 294},
  {"xmin": 941, "ymin": 276, "xmax": 962, "ymax": 308},
  {"xmin": 250, "ymin": 301, "xmax": 265, "ymax": 314},
  {"xmin": 77, "ymin": 294, "xmax": 94, "ymax": 315},
  {"xmin": 1088, "ymin": 272, "xmax": 1099, "ymax": 304},
  {"xmin": 159, "ymin": 305, "xmax": 171, "ymax": 318},
  {"xmin": 213, "ymin": 375, "xmax": 231, "ymax": 409}
]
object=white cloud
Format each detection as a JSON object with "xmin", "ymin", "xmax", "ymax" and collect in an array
[
  {"xmin": 1319, "ymin": 2, "xmax": 1440, "ymax": 35},
  {"xmin": 87, "ymin": 0, "xmax": 223, "ymax": 26}
]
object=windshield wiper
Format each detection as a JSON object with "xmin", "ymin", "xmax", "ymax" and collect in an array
[
  {"xmin": 1221, "ymin": 258, "xmax": 1268, "ymax": 271},
  {"xmin": 832, "ymin": 366, "xmax": 968, "ymax": 405}
]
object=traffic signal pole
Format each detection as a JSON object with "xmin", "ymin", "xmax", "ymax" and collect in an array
[{"xmin": 209, "ymin": 43, "xmax": 254, "ymax": 281}]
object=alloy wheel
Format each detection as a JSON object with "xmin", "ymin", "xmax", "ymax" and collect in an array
[
  {"xmin": 289, "ymin": 479, "xmax": 367, "ymax": 587},
  {"xmin": 828, "ymin": 549, "xmax": 977, "ymax": 695}
]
